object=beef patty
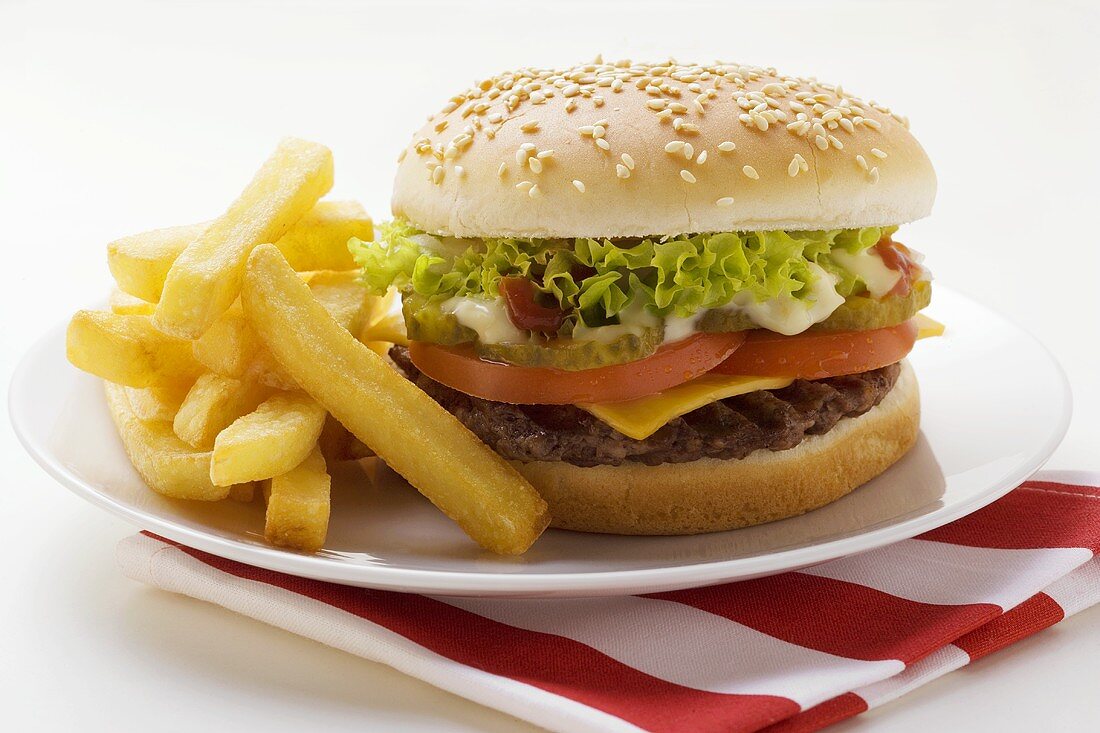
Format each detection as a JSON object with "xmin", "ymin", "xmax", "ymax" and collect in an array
[{"xmin": 390, "ymin": 345, "xmax": 901, "ymax": 467}]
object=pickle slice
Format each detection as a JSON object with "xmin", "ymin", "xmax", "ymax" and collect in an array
[
  {"xmin": 698, "ymin": 280, "xmax": 931, "ymax": 334},
  {"xmin": 476, "ymin": 328, "xmax": 661, "ymax": 371},
  {"xmin": 402, "ymin": 293, "xmax": 477, "ymax": 345}
]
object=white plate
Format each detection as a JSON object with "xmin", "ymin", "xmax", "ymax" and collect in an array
[{"xmin": 10, "ymin": 287, "xmax": 1070, "ymax": 597}]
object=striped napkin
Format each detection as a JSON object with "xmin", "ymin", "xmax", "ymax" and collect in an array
[{"xmin": 117, "ymin": 471, "xmax": 1100, "ymax": 733}]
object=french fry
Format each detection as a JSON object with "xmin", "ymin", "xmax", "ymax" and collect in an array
[
  {"xmin": 210, "ymin": 392, "xmax": 327, "ymax": 486},
  {"xmin": 124, "ymin": 382, "xmax": 192, "ymax": 422},
  {"xmin": 318, "ymin": 414, "xmax": 374, "ymax": 462},
  {"xmin": 107, "ymin": 201, "xmax": 371, "ymax": 303},
  {"xmin": 191, "ymin": 304, "xmax": 263, "ymax": 378},
  {"xmin": 172, "ymin": 373, "xmax": 270, "ymax": 449},
  {"xmin": 108, "ymin": 222, "xmax": 207, "ymax": 303},
  {"xmin": 154, "ymin": 138, "xmax": 334, "ymax": 339},
  {"xmin": 196, "ymin": 271, "xmax": 373, "ymax": 388},
  {"xmin": 242, "ymin": 244, "xmax": 550, "ymax": 555},
  {"xmin": 67, "ymin": 311, "xmax": 202, "ymax": 388},
  {"xmin": 272, "ymin": 201, "xmax": 371, "ymax": 271},
  {"xmin": 109, "ymin": 289, "xmax": 156, "ymax": 316},
  {"xmin": 103, "ymin": 382, "xmax": 230, "ymax": 501},
  {"xmin": 360, "ymin": 308, "xmax": 407, "ymax": 346},
  {"xmin": 229, "ymin": 483, "xmax": 257, "ymax": 503},
  {"xmin": 263, "ymin": 446, "xmax": 331, "ymax": 552}
]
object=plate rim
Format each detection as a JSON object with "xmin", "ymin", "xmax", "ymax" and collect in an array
[{"xmin": 9, "ymin": 287, "xmax": 1073, "ymax": 596}]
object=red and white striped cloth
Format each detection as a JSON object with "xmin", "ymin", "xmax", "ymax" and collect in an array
[{"xmin": 117, "ymin": 471, "xmax": 1100, "ymax": 733}]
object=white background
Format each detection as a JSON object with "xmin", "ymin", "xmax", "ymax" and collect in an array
[{"xmin": 3, "ymin": 0, "xmax": 1099, "ymax": 731}]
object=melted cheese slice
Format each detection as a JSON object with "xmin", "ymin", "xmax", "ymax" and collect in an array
[
  {"xmin": 581, "ymin": 314, "xmax": 946, "ymax": 441},
  {"xmin": 578, "ymin": 373, "xmax": 795, "ymax": 441}
]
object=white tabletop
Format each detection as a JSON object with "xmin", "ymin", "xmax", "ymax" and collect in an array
[{"xmin": 3, "ymin": 1, "xmax": 1099, "ymax": 730}]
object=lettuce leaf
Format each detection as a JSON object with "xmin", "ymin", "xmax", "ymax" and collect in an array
[{"xmin": 348, "ymin": 220, "xmax": 893, "ymax": 328}]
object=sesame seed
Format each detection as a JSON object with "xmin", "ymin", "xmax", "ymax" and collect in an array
[
  {"xmin": 595, "ymin": 137, "xmax": 610, "ymax": 150},
  {"xmin": 788, "ymin": 157, "xmax": 800, "ymax": 176},
  {"xmin": 696, "ymin": 150, "xmax": 708, "ymax": 165},
  {"xmin": 664, "ymin": 141, "xmax": 685, "ymax": 154},
  {"xmin": 669, "ymin": 102, "xmax": 688, "ymax": 114},
  {"xmin": 815, "ymin": 135, "xmax": 829, "ymax": 150},
  {"xmin": 594, "ymin": 118, "xmax": 610, "ymax": 127},
  {"xmin": 515, "ymin": 180, "xmax": 533, "ymax": 191},
  {"xmin": 515, "ymin": 149, "xmax": 528, "ymax": 165},
  {"xmin": 537, "ymin": 149, "xmax": 554, "ymax": 159},
  {"xmin": 432, "ymin": 165, "xmax": 444, "ymax": 184},
  {"xmin": 864, "ymin": 118, "xmax": 882, "ymax": 130},
  {"xmin": 753, "ymin": 114, "xmax": 769, "ymax": 131},
  {"xmin": 529, "ymin": 183, "xmax": 542, "ymax": 198},
  {"xmin": 839, "ymin": 117, "xmax": 855, "ymax": 133},
  {"xmin": 455, "ymin": 165, "xmax": 465, "ymax": 177},
  {"xmin": 869, "ymin": 167, "xmax": 880, "ymax": 184},
  {"xmin": 871, "ymin": 147, "xmax": 888, "ymax": 158},
  {"xmin": 528, "ymin": 157, "xmax": 543, "ymax": 173},
  {"xmin": 520, "ymin": 142, "xmax": 536, "ymax": 151},
  {"xmin": 680, "ymin": 169, "xmax": 697, "ymax": 183},
  {"xmin": 497, "ymin": 162, "xmax": 507, "ymax": 177},
  {"xmin": 572, "ymin": 179, "xmax": 586, "ymax": 193},
  {"xmin": 716, "ymin": 196, "xmax": 735, "ymax": 207},
  {"xmin": 563, "ymin": 83, "xmax": 581, "ymax": 97},
  {"xmin": 616, "ymin": 164, "xmax": 631, "ymax": 179},
  {"xmin": 397, "ymin": 148, "xmax": 407, "ymax": 162},
  {"xmin": 683, "ymin": 142, "xmax": 695, "ymax": 160},
  {"xmin": 828, "ymin": 134, "xmax": 844, "ymax": 149},
  {"xmin": 717, "ymin": 141, "xmax": 736, "ymax": 152},
  {"xmin": 621, "ymin": 152, "xmax": 635, "ymax": 170},
  {"xmin": 795, "ymin": 153, "xmax": 808, "ymax": 171},
  {"xmin": 822, "ymin": 109, "xmax": 842, "ymax": 122},
  {"xmin": 742, "ymin": 165, "xmax": 759, "ymax": 179},
  {"xmin": 679, "ymin": 123, "xmax": 700, "ymax": 133},
  {"xmin": 579, "ymin": 125, "xmax": 595, "ymax": 136},
  {"xmin": 856, "ymin": 155, "xmax": 869, "ymax": 170},
  {"xmin": 593, "ymin": 125, "xmax": 606, "ymax": 138},
  {"xmin": 520, "ymin": 120, "xmax": 540, "ymax": 132}
]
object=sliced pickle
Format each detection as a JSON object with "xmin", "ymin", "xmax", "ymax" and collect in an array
[
  {"xmin": 811, "ymin": 280, "xmax": 931, "ymax": 332},
  {"xmin": 476, "ymin": 328, "xmax": 661, "ymax": 371},
  {"xmin": 401, "ymin": 293, "xmax": 476, "ymax": 345},
  {"xmin": 698, "ymin": 280, "xmax": 931, "ymax": 334}
]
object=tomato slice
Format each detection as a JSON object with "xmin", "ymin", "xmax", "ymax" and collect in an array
[
  {"xmin": 712, "ymin": 320, "xmax": 918, "ymax": 379},
  {"xmin": 409, "ymin": 331, "xmax": 746, "ymax": 404}
]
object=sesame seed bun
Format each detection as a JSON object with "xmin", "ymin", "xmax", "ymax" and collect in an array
[
  {"xmin": 392, "ymin": 60, "xmax": 936, "ymax": 238},
  {"xmin": 511, "ymin": 360, "xmax": 920, "ymax": 535}
]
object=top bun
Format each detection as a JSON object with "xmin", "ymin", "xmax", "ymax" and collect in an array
[{"xmin": 392, "ymin": 58, "xmax": 936, "ymax": 239}]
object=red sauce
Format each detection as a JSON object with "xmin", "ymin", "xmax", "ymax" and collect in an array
[
  {"xmin": 873, "ymin": 238, "xmax": 921, "ymax": 297},
  {"xmin": 499, "ymin": 277, "xmax": 566, "ymax": 333}
]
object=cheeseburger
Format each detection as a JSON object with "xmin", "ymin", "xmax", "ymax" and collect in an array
[{"xmin": 352, "ymin": 58, "xmax": 937, "ymax": 535}]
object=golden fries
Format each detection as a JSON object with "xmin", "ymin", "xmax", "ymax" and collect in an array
[
  {"xmin": 104, "ymin": 382, "xmax": 230, "ymax": 501},
  {"xmin": 242, "ymin": 244, "xmax": 550, "ymax": 555},
  {"xmin": 172, "ymin": 373, "xmax": 269, "ymax": 449},
  {"xmin": 210, "ymin": 392, "xmax": 327, "ymax": 486},
  {"xmin": 108, "ymin": 222, "xmax": 207, "ymax": 302},
  {"xmin": 263, "ymin": 446, "xmax": 331, "ymax": 552},
  {"xmin": 107, "ymin": 201, "xmax": 371, "ymax": 303},
  {"xmin": 191, "ymin": 303, "xmax": 263, "ymax": 378},
  {"xmin": 124, "ymin": 383, "xmax": 192, "ymax": 422},
  {"xmin": 154, "ymin": 138, "xmax": 334, "ymax": 338},
  {"xmin": 271, "ymin": 201, "xmax": 372, "ymax": 271},
  {"xmin": 67, "ymin": 311, "xmax": 202, "ymax": 388},
  {"xmin": 228, "ymin": 483, "xmax": 257, "ymax": 503},
  {"xmin": 109, "ymin": 290, "xmax": 156, "ymax": 316}
]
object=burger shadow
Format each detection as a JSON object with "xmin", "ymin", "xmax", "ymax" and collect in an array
[{"xmin": 342, "ymin": 434, "xmax": 945, "ymax": 573}]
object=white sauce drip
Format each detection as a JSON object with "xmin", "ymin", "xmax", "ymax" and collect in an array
[
  {"xmin": 721, "ymin": 263, "xmax": 845, "ymax": 336},
  {"xmin": 829, "ymin": 247, "xmax": 901, "ymax": 298},
  {"xmin": 572, "ymin": 299, "xmax": 659, "ymax": 343},
  {"xmin": 440, "ymin": 296, "xmax": 526, "ymax": 344}
]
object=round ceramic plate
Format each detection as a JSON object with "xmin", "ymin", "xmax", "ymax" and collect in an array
[{"xmin": 10, "ymin": 287, "xmax": 1070, "ymax": 597}]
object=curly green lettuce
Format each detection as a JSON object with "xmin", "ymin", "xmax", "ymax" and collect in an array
[{"xmin": 349, "ymin": 220, "xmax": 896, "ymax": 328}]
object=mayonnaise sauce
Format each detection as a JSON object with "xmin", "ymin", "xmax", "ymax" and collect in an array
[
  {"xmin": 440, "ymin": 296, "xmax": 526, "ymax": 344},
  {"xmin": 829, "ymin": 247, "xmax": 902, "ymax": 298}
]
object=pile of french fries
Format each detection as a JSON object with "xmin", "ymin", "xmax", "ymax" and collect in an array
[{"xmin": 67, "ymin": 138, "xmax": 549, "ymax": 555}]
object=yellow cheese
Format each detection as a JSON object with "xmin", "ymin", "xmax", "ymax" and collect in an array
[
  {"xmin": 581, "ymin": 314, "xmax": 946, "ymax": 441},
  {"xmin": 578, "ymin": 373, "xmax": 794, "ymax": 441},
  {"xmin": 915, "ymin": 312, "xmax": 945, "ymax": 339}
]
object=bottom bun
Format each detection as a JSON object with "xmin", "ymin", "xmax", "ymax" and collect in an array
[{"xmin": 512, "ymin": 360, "xmax": 920, "ymax": 535}]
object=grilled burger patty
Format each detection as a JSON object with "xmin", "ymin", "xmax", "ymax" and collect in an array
[{"xmin": 390, "ymin": 345, "xmax": 901, "ymax": 468}]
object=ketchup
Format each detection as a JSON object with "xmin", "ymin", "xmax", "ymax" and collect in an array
[
  {"xmin": 873, "ymin": 238, "xmax": 921, "ymax": 297},
  {"xmin": 499, "ymin": 277, "xmax": 566, "ymax": 333}
]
